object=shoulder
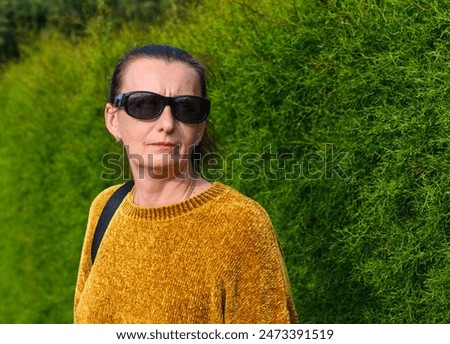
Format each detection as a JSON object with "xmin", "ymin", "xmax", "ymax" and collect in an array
[
  {"xmin": 214, "ymin": 185, "xmax": 288, "ymax": 285},
  {"xmin": 85, "ymin": 183, "xmax": 127, "ymax": 232},
  {"xmin": 76, "ymin": 183, "xmax": 128, "ymax": 273},
  {"xmin": 82, "ymin": 183, "xmax": 128, "ymax": 241},
  {"xmin": 89, "ymin": 183, "xmax": 124, "ymax": 214},
  {"xmin": 213, "ymin": 182, "xmax": 275, "ymax": 240},
  {"xmin": 214, "ymin": 182, "xmax": 270, "ymax": 218}
]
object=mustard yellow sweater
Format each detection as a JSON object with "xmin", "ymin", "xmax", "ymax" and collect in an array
[{"xmin": 74, "ymin": 182, "xmax": 298, "ymax": 324}]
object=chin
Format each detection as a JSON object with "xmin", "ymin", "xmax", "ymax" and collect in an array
[{"xmin": 133, "ymin": 160, "xmax": 191, "ymax": 180}]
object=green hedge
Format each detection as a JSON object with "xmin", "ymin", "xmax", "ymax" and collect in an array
[
  {"xmin": 2, "ymin": 0, "xmax": 450, "ymax": 323},
  {"xmin": 0, "ymin": 0, "xmax": 175, "ymax": 63}
]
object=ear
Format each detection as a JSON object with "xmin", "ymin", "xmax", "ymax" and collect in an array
[{"xmin": 105, "ymin": 103, "xmax": 121, "ymax": 140}]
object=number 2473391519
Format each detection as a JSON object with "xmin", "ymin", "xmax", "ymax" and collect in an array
[{"xmin": 259, "ymin": 329, "xmax": 334, "ymax": 340}]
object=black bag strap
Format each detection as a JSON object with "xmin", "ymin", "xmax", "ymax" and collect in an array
[{"xmin": 91, "ymin": 181, "xmax": 135, "ymax": 264}]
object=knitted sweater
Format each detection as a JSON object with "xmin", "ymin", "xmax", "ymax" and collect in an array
[{"xmin": 74, "ymin": 182, "xmax": 298, "ymax": 324}]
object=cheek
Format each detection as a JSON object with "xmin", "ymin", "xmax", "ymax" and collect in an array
[
  {"xmin": 118, "ymin": 117, "xmax": 147, "ymax": 141},
  {"xmin": 180, "ymin": 125, "xmax": 203, "ymax": 146}
]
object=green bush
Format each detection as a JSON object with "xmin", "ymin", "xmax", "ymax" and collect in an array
[
  {"xmin": 0, "ymin": 0, "xmax": 176, "ymax": 64},
  {"xmin": 2, "ymin": 0, "xmax": 450, "ymax": 323}
]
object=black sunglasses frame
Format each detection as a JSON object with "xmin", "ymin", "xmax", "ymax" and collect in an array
[{"xmin": 113, "ymin": 91, "xmax": 210, "ymax": 124}]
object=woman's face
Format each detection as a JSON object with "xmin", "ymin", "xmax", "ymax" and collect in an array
[{"xmin": 105, "ymin": 58, "xmax": 206, "ymax": 179}]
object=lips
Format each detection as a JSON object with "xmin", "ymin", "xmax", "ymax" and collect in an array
[{"xmin": 150, "ymin": 142, "xmax": 177, "ymax": 149}]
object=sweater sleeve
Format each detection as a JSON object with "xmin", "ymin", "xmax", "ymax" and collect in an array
[
  {"xmin": 73, "ymin": 184, "xmax": 122, "ymax": 319},
  {"xmin": 223, "ymin": 204, "xmax": 298, "ymax": 324}
]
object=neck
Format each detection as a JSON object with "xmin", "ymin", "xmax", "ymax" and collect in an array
[{"xmin": 130, "ymin": 164, "xmax": 210, "ymax": 207}]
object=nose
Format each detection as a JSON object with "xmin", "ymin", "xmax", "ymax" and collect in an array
[{"xmin": 156, "ymin": 104, "xmax": 175, "ymax": 133}]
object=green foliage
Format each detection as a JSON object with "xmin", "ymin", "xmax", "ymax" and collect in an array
[
  {"xmin": 2, "ymin": 0, "xmax": 450, "ymax": 323},
  {"xmin": 0, "ymin": 0, "xmax": 175, "ymax": 63}
]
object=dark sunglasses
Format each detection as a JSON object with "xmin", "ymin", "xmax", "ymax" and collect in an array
[{"xmin": 113, "ymin": 91, "xmax": 210, "ymax": 124}]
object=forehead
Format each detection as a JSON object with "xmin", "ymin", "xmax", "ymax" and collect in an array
[{"xmin": 120, "ymin": 58, "xmax": 201, "ymax": 95}]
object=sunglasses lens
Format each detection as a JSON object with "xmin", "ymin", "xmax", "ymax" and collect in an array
[
  {"xmin": 173, "ymin": 97, "xmax": 210, "ymax": 123},
  {"xmin": 126, "ymin": 92, "xmax": 164, "ymax": 119},
  {"xmin": 121, "ymin": 92, "xmax": 210, "ymax": 123}
]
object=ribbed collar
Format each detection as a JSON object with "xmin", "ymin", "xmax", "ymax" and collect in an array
[{"xmin": 119, "ymin": 182, "xmax": 228, "ymax": 221}]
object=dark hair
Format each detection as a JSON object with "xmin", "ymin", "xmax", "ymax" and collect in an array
[{"xmin": 108, "ymin": 44, "xmax": 217, "ymax": 176}]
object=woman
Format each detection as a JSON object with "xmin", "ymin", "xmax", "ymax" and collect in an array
[{"xmin": 74, "ymin": 44, "xmax": 298, "ymax": 324}]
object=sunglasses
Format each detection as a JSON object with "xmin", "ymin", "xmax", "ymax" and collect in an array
[{"xmin": 113, "ymin": 91, "xmax": 210, "ymax": 124}]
